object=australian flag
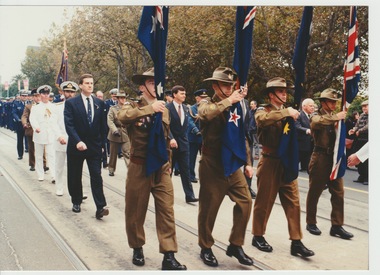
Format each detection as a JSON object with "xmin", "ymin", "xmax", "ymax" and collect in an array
[
  {"xmin": 331, "ymin": 6, "xmax": 360, "ymax": 180},
  {"xmin": 137, "ymin": 6, "xmax": 169, "ymax": 176},
  {"xmin": 278, "ymin": 6, "xmax": 313, "ymax": 183},
  {"xmin": 55, "ymin": 48, "xmax": 68, "ymax": 88},
  {"xmin": 220, "ymin": 6, "xmax": 256, "ymax": 177}
]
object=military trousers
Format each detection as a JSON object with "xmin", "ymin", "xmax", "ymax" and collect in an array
[
  {"xmin": 252, "ymin": 155, "xmax": 302, "ymax": 240},
  {"xmin": 306, "ymin": 152, "xmax": 344, "ymax": 226},
  {"xmin": 108, "ymin": 140, "xmax": 130, "ymax": 173},
  {"xmin": 125, "ymin": 160, "xmax": 178, "ymax": 254},
  {"xmin": 198, "ymin": 154, "xmax": 252, "ymax": 248}
]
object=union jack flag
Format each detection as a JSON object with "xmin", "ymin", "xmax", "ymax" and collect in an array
[
  {"xmin": 137, "ymin": 6, "xmax": 169, "ymax": 176},
  {"xmin": 330, "ymin": 6, "xmax": 360, "ymax": 180},
  {"xmin": 55, "ymin": 48, "xmax": 68, "ymax": 88}
]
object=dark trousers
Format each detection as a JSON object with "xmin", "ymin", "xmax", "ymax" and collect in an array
[
  {"xmin": 189, "ymin": 142, "xmax": 201, "ymax": 181},
  {"xmin": 67, "ymin": 153, "xmax": 107, "ymax": 210},
  {"xmin": 299, "ymin": 150, "xmax": 312, "ymax": 172},
  {"xmin": 16, "ymin": 128, "xmax": 25, "ymax": 158},
  {"xmin": 171, "ymin": 148, "xmax": 196, "ymax": 199}
]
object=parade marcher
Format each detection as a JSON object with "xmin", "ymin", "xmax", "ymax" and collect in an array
[
  {"xmin": 251, "ymin": 77, "xmax": 314, "ymax": 257},
  {"xmin": 107, "ymin": 90, "xmax": 131, "ymax": 176},
  {"xmin": 29, "ymin": 85, "xmax": 56, "ymax": 183},
  {"xmin": 244, "ymin": 99, "xmax": 258, "ymax": 199},
  {"xmin": 95, "ymin": 90, "xmax": 109, "ymax": 168},
  {"xmin": 306, "ymin": 88, "xmax": 353, "ymax": 240},
  {"xmin": 117, "ymin": 68, "xmax": 187, "ymax": 270},
  {"xmin": 167, "ymin": 85, "xmax": 198, "ymax": 203},
  {"xmin": 64, "ymin": 74, "xmax": 109, "ymax": 219},
  {"xmin": 197, "ymin": 67, "xmax": 253, "ymax": 267},
  {"xmin": 12, "ymin": 90, "xmax": 28, "ymax": 160},
  {"xmin": 21, "ymin": 88, "xmax": 47, "ymax": 171},
  {"xmin": 295, "ymin": 98, "xmax": 315, "ymax": 173},
  {"xmin": 187, "ymin": 89, "xmax": 207, "ymax": 183},
  {"xmin": 349, "ymin": 100, "xmax": 369, "ymax": 184},
  {"xmin": 52, "ymin": 81, "xmax": 79, "ymax": 196}
]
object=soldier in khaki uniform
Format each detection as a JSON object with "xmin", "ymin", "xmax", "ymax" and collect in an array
[
  {"xmin": 107, "ymin": 90, "xmax": 131, "ymax": 176},
  {"xmin": 251, "ymin": 77, "xmax": 314, "ymax": 257},
  {"xmin": 117, "ymin": 68, "xmax": 186, "ymax": 271},
  {"xmin": 305, "ymin": 88, "xmax": 353, "ymax": 239},
  {"xmin": 197, "ymin": 67, "xmax": 253, "ymax": 267},
  {"xmin": 21, "ymin": 88, "xmax": 41, "ymax": 171}
]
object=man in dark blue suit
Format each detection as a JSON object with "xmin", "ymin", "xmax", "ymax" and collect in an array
[
  {"xmin": 295, "ymin": 98, "xmax": 315, "ymax": 173},
  {"xmin": 167, "ymin": 85, "xmax": 198, "ymax": 203},
  {"xmin": 64, "ymin": 74, "xmax": 109, "ymax": 219},
  {"xmin": 12, "ymin": 90, "xmax": 28, "ymax": 160}
]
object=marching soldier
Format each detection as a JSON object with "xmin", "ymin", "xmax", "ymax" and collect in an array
[
  {"xmin": 251, "ymin": 77, "xmax": 314, "ymax": 257},
  {"xmin": 305, "ymin": 88, "xmax": 353, "ymax": 239},
  {"xmin": 107, "ymin": 90, "xmax": 131, "ymax": 176},
  {"xmin": 117, "ymin": 68, "xmax": 187, "ymax": 270}
]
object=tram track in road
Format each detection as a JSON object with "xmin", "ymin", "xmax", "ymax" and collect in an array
[{"xmin": 0, "ymin": 166, "xmax": 88, "ymax": 271}]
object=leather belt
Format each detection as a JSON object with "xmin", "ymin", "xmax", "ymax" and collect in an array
[
  {"xmin": 313, "ymin": 146, "xmax": 333, "ymax": 155},
  {"xmin": 130, "ymin": 155, "xmax": 145, "ymax": 164},
  {"xmin": 261, "ymin": 146, "xmax": 279, "ymax": 158}
]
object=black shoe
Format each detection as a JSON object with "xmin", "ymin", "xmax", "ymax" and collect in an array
[
  {"xmin": 96, "ymin": 208, "xmax": 109, "ymax": 220},
  {"xmin": 249, "ymin": 188, "xmax": 256, "ymax": 199},
  {"xmin": 25, "ymin": 149, "xmax": 28, "ymax": 153},
  {"xmin": 18, "ymin": 156, "xmax": 22, "ymax": 160},
  {"xmin": 200, "ymin": 248, "xmax": 218, "ymax": 267},
  {"xmin": 330, "ymin": 225, "xmax": 354, "ymax": 239},
  {"xmin": 306, "ymin": 224, "xmax": 322, "ymax": 235},
  {"xmin": 44, "ymin": 166, "xmax": 49, "ymax": 172},
  {"xmin": 291, "ymin": 240, "xmax": 315, "ymax": 257},
  {"xmin": 186, "ymin": 197, "xmax": 199, "ymax": 203},
  {"xmin": 191, "ymin": 178, "xmax": 198, "ymax": 183},
  {"xmin": 252, "ymin": 236, "xmax": 273, "ymax": 252},
  {"xmin": 118, "ymin": 154, "xmax": 123, "ymax": 158},
  {"xmin": 353, "ymin": 176, "xmax": 365, "ymax": 183},
  {"xmin": 226, "ymin": 245, "xmax": 253, "ymax": 266},
  {"xmin": 72, "ymin": 204, "xmax": 81, "ymax": 213},
  {"xmin": 83, "ymin": 195, "xmax": 88, "ymax": 200},
  {"xmin": 132, "ymin": 247, "xmax": 145, "ymax": 266},
  {"xmin": 174, "ymin": 170, "xmax": 180, "ymax": 176},
  {"xmin": 109, "ymin": 172, "xmax": 114, "ymax": 176},
  {"xmin": 162, "ymin": 252, "xmax": 187, "ymax": 270},
  {"xmin": 30, "ymin": 166, "xmax": 35, "ymax": 171},
  {"xmin": 103, "ymin": 163, "xmax": 109, "ymax": 168}
]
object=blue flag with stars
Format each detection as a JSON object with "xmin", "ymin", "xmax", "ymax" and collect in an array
[
  {"xmin": 137, "ymin": 6, "xmax": 169, "ymax": 176},
  {"xmin": 220, "ymin": 6, "xmax": 257, "ymax": 177},
  {"xmin": 278, "ymin": 6, "xmax": 313, "ymax": 183}
]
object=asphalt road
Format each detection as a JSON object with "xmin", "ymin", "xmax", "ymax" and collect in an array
[{"xmin": 0, "ymin": 127, "xmax": 379, "ymax": 275}]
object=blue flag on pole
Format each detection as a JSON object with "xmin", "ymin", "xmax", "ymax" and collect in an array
[
  {"xmin": 137, "ymin": 6, "xmax": 169, "ymax": 176},
  {"xmin": 219, "ymin": 6, "xmax": 257, "ymax": 177},
  {"xmin": 278, "ymin": 6, "xmax": 313, "ymax": 183},
  {"xmin": 55, "ymin": 48, "xmax": 68, "ymax": 88}
]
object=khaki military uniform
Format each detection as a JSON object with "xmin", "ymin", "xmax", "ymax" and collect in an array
[
  {"xmin": 197, "ymin": 95, "xmax": 252, "ymax": 249},
  {"xmin": 252, "ymin": 104, "xmax": 302, "ymax": 240},
  {"xmin": 306, "ymin": 108, "xmax": 344, "ymax": 226},
  {"xmin": 117, "ymin": 97, "xmax": 177, "ymax": 253},
  {"xmin": 107, "ymin": 104, "xmax": 131, "ymax": 173}
]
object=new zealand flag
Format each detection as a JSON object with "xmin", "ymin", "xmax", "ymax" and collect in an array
[{"xmin": 137, "ymin": 6, "xmax": 169, "ymax": 176}]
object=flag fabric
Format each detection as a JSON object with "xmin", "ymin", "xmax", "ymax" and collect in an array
[
  {"xmin": 137, "ymin": 6, "xmax": 169, "ymax": 176},
  {"xmin": 220, "ymin": 6, "xmax": 256, "ymax": 177},
  {"xmin": 55, "ymin": 48, "xmax": 68, "ymax": 88},
  {"xmin": 233, "ymin": 6, "xmax": 256, "ymax": 87},
  {"xmin": 330, "ymin": 6, "xmax": 360, "ymax": 180},
  {"xmin": 292, "ymin": 6, "xmax": 313, "ymax": 110},
  {"xmin": 277, "ymin": 7, "xmax": 313, "ymax": 183},
  {"xmin": 343, "ymin": 6, "xmax": 360, "ymax": 104}
]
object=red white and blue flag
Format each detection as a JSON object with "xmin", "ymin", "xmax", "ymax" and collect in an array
[
  {"xmin": 55, "ymin": 47, "xmax": 68, "ymax": 88},
  {"xmin": 220, "ymin": 6, "xmax": 256, "ymax": 176},
  {"xmin": 137, "ymin": 6, "xmax": 169, "ymax": 176},
  {"xmin": 330, "ymin": 6, "xmax": 360, "ymax": 180}
]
